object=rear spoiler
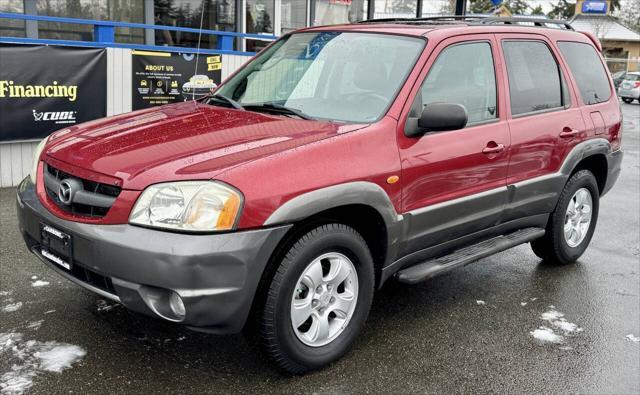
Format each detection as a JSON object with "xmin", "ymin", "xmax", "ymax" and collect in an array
[{"xmin": 578, "ymin": 30, "xmax": 603, "ymax": 52}]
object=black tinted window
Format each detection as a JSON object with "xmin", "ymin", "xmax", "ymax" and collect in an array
[
  {"xmin": 558, "ymin": 41, "xmax": 611, "ymax": 105},
  {"xmin": 503, "ymin": 41, "xmax": 563, "ymax": 115},
  {"xmin": 420, "ymin": 42, "xmax": 497, "ymax": 123}
]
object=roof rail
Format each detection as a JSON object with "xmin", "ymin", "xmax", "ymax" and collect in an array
[
  {"xmin": 476, "ymin": 17, "xmax": 574, "ymax": 30},
  {"xmin": 357, "ymin": 15, "xmax": 574, "ymax": 31},
  {"xmin": 357, "ymin": 16, "xmax": 485, "ymax": 24}
]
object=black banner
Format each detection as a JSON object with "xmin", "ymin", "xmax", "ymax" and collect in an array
[
  {"xmin": 132, "ymin": 50, "xmax": 222, "ymax": 110},
  {"xmin": 0, "ymin": 44, "xmax": 106, "ymax": 142}
]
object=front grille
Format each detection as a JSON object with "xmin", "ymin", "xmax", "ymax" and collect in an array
[{"xmin": 44, "ymin": 163, "xmax": 121, "ymax": 218}]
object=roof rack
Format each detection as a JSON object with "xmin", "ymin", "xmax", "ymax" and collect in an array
[
  {"xmin": 358, "ymin": 15, "xmax": 574, "ymax": 31},
  {"xmin": 477, "ymin": 17, "xmax": 574, "ymax": 30},
  {"xmin": 358, "ymin": 16, "xmax": 485, "ymax": 24}
]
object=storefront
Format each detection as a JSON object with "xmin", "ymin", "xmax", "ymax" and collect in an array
[{"xmin": 1, "ymin": 1, "xmax": 455, "ymax": 52}]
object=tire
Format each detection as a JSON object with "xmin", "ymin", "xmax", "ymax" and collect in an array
[
  {"xmin": 531, "ymin": 170, "xmax": 599, "ymax": 264},
  {"xmin": 622, "ymin": 98, "xmax": 632, "ymax": 103},
  {"xmin": 260, "ymin": 223, "xmax": 375, "ymax": 374}
]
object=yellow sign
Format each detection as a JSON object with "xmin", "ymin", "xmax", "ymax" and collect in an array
[{"xmin": 206, "ymin": 55, "xmax": 221, "ymax": 64}]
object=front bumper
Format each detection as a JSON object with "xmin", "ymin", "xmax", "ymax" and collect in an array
[{"xmin": 16, "ymin": 178, "xmax": 291, "ymax": 333}]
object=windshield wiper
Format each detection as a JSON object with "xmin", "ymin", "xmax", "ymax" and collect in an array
[
  {"xmin": 207, "ymin": 94, "xmax": 244, "ymax": 110},
  {"xmin": 244, "ymin": 103, "xmax": 315, "ymax": 120}
]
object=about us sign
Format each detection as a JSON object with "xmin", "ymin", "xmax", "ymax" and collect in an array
[{"xmin": 0, "ymin": 44, "xmax": 107, "ymax": 142}]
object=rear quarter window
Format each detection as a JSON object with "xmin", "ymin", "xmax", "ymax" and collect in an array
[{"xmin": 557, "ymin": 41, "xmax": 612, "ymax": 105}]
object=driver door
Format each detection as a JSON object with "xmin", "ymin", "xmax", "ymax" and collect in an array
[{"xmin": 397, "ymin": 35, "xmax": 511, "ymax": 254}]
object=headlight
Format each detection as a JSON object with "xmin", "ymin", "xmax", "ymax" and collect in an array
[
  {"xmin": 29, "ymin": 137, "xmax": 49, "ymax": 184},
  {"xmin": 129, "ymin": 181, "xmax": 242, "ymax": 232}
]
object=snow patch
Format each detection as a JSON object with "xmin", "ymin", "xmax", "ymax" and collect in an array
[
  {"xmin": 541, "ymin": 310, "xmax": 582, "ymax": 334},
  {"xmin": 520, "ymin": 302, "xmax": 527, "ymax": 306},
  {"xmin": 0, "ymin": 332, "xmax": 86, "ymax": 394},
  {"xmin": 1, "ymin": 303, "xmax": 23, "ymax": 313},
  {"xmin": 30, "ymin": 276, "xmax": 37, "ymax": 280},
  {"xmin": 626, "ymin": 334, "xmax": 640, "ymax": 343},
  {"xmin": 530, "ymin": 308, "xmax": 583, "ymax": 346},
  {"xmin": 30, "ymin": 281, "xmax": 49, "ymax": 288},
  {"xmin": 530, "ymin": 326, "xmax": 564, "ymax": 343},
  {"xmin": 0, "ymin": 292, "xmax": 9, "ymax": 297},
  {"xmin": 43, "ymin": 310, "xmax": 55, "ymax": 315},
  {"xmin": 476, "ymin": 300, "xmax": 486, "ymax": 305}
]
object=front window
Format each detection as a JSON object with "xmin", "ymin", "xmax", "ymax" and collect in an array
[{"xmin": 216, "ymin": 32, "xmax": 425, "ymax": 123}]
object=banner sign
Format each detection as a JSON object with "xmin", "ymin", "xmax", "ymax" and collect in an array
[
  {"xmin": 582, "ymin": 0, "xmax": 608, "ymax": 14},
  {"xmin": 131, "ymin": 51, "xmax": 223, "ymax": 110},
  {"xmin": 0, "ymin": 44, "xmax": 106, "ymax": 142}
]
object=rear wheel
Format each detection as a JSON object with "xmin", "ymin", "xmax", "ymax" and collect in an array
[
  {"xmin": 621, "ymin": 98, "xmax": 633, "ymax": 103},
  {"xmin": 260, "ymin": 223, "xmax": 374, "ymax": 374},
  {"xmin": 531, "ymin": 170, "xmax": 599, "ymax": 264}
]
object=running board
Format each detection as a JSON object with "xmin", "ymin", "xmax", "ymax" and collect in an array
[{"xmin": 396, "ymin": 227, "xmax": 546, "ymax": 285}]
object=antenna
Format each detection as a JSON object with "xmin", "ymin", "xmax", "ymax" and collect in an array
[{"xmin": 192, "ymin": 1, "xmax": 206, "ymax": 101}]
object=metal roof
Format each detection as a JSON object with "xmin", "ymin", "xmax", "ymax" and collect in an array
[{"xmin": 569, "ymin": 15, "xmax": 640, "ymax": 42}]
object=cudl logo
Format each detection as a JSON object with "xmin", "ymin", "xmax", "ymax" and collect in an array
[{"xmin": 32, "ymin": 109, "xmax": 77, "ymax": 124}]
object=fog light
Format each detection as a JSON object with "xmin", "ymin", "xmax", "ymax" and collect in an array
[{"xmin": 169, "ymin": 291, "xmax": 186, "ymax": 319}]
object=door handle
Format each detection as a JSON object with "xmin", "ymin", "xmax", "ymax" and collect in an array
[
  {"xmin": 559, "ymin": 127, "xmax": 580, "ymax": 138},
  {"xmin": 482, "ymin": 142, "xmax": 505, "ymax": 155}
]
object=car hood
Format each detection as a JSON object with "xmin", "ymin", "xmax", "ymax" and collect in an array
[{"xmin": 44, "ymin": 101, "xmax": 364, "ymax": 190}]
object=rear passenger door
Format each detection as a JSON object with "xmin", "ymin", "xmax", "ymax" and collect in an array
[{"xmin": 496, "ymin": 35, "xmax": 586, "ymax": 223}]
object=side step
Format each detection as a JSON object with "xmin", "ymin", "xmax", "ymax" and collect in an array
[{"xmin": 396, "ymin": 227, "xmax": 545, "ymax": 285}]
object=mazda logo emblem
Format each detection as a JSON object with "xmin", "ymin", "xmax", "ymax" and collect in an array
[{"xmin": 58, "ymin": 180, "xmax": 74, "ymax": 205}]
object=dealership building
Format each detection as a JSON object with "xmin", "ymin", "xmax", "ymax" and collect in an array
[{"xmin": 0, "ymin": 0, "xmax": 638, "ymax": 187}]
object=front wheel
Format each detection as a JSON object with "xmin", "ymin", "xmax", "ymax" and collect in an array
[
  {"xmin": 260, "ymin": 224, "xmax": 374, "ymax": 374},
  {"xmin": 531, "ymin": 170, "xmax": 599, "ymax": 264},
  {"xmin": 621, "ymin": 98, "xmax": 633, "ymax": 103}
]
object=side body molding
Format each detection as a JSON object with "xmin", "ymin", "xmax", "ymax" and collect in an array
[{"xmin": 264, "ymin": 182, "xmax": 404, "ymax": 266}]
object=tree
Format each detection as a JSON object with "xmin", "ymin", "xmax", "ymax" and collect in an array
[
  {"xmin": 468, "ymin": 0, "xmax": 537, "ymax": 15},
  {"xmin": 530, "ymin": 5, "xmax": 544, "ymax": 15},
  {"xmin": 548, "ymin": 0, "xmax": 575, "ymax": 20},
  {"xmin": 616, "ymin": 0, "xmax": 640, "ymax": 32}
]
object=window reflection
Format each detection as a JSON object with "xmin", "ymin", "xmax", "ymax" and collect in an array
[
  {"xmin": 313, "ymin": 0, "xmax": 368, "ymax": 25},
  {"xmin": 373, "ymin": 0, "xmax": 416, "ymax": 18},
  {"xmin": 0, "ymin": 0, "xmax": 25, "ymax": 37},
  {"xmin": 154, "ymin": 0, "xmax": 236, "ymax": 49},
  {"xmin": 37, "ymin": 0, "xmax": 144, "ymax": 43}
]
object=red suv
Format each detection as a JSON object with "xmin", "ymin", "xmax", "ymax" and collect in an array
[{"xmin": 17, "ymin": 17, "xmax": 623, "ymax": 373}]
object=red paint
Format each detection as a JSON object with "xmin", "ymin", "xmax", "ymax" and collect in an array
[{"xmin": 37, "ymin": 24, "xmax": 622, "ymax": 229}]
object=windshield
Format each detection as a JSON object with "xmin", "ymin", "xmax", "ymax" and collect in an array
[{"xmin": 215, "ymin": 32, "xmax": 425, "ymax": 123}]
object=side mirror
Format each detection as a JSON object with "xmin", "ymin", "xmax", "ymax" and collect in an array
[{"xmin": 406, "ymin": 102, "xmax": 468, "ymax": 137}]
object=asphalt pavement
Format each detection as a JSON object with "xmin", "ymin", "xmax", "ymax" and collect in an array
[{"xmin": 1, "ymin": 102, "xmax": 639, "ymax": 394}]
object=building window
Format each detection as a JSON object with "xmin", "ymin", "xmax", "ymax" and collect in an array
[
  {"xmin": 0, "ymin": 0, "xmax": 25, "ymax": 37},
  {"xmin": 313, "ymin": 0, "xmax": 368, "ymax": 26},
  {"xmin": 37, "ymin": 0, "xmax": 144, "ymax": 43},
  {"xmin": 373, "ymin": 0, "xmax": 416, "ymax": 19},
  {"xmin": 154, "ymin": 0, "xmax": 236, "ymax": 49},
  {"xmin": 281, "ymin": 0, "xmax": 307, "ymax": 34},
  {"xmin": 245, "ymin": 0, "xmax": 274, "ymax": 52}
]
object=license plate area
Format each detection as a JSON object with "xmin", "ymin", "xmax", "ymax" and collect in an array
[{"xmin": 40, "ymin": 223, "xmax": 72, "ymax": 271}]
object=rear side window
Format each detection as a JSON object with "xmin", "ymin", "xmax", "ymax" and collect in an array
[
  {"xmin": 557, "ymin": 41, "xmax": 611, "ymax": 105},
  {"xmin": 502, "ymin": 41, "xmax": 563, "ymax": 116},
  {"xmin": 624, "ymin": 74, "xmax": 640, "ymax": 81}
]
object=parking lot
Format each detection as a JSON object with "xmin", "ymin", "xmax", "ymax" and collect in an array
[{"xmin": 1, "ymin": 102, "xmax": 639, "ymax": 394}]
